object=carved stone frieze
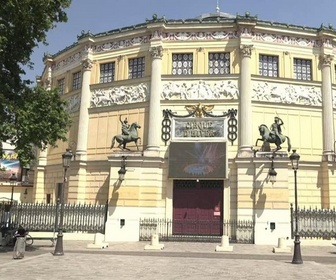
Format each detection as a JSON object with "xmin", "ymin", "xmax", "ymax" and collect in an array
[
  {"xmin": 162, "ymin": 31, "xmax": 238, "ymax": 41},
  {"xmin": 253, "ymin": 32, "xmax": 321, "ymax": 47},
  {"xmin": 161, "ymin": 80, "xmax": 239, "ymax": 100},
  {"xmin": 52, "ymin": 51, "xmax": 83, "ymax": 72},
  {"xmin": 65, "ymin": 94, "xmax": 80, "ymax": 112},
  {"xmin": 252, "ymin": 81, "xmax": 322, "ymax": 106},
  {"xmin": 93, "ymin": 36, "xmax": 150, "ymax": 53},
  {"xmin": 149, "ymin": 46, "xmax": 163, "ymax": 59},
  {"xmin": 90, "ymin": 83, "xmax": 149, "ymax": 107},
  {"xmin": 151, "ymin": 30, "xmax": 163, "ymax": 40},
  {"xmin": 240, "ymin": 27, "xmax": 253, "ymax": 37}
]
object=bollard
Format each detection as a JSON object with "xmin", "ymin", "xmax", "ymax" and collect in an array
[
  {"xmin": 13, "ymin": 237, "xmax": 26, "ymax": 259},
  {"xmin": 215, "ymin": 235, "xmax": 233, "ymax": 252},
  {"xmin": 144, "ymin": 234, "xmax": 164, "ymax": 250},
  {"xmin": 273, "ymin": 237, "xmax": 291, "ymax": 253},
  {"xmin": 87, "ymin": 233, "xmax": 109, "ymax": 249}
]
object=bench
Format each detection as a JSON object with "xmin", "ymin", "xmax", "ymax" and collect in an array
[{"xmin": 28, "ymin": 232, "xmax": 57, "ymax": 247}]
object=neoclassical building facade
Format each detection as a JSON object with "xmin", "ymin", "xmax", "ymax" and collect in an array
[{"xmin": 34, "ymin": 11, "xmax": 336, "ymax": 244}]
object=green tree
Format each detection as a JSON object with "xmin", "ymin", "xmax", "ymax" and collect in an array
[{"xmin": 0, "ymin": 0, "xmax": 73, "ymax": 164}]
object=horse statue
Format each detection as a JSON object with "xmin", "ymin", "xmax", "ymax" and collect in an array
[
  {"xmin": 111, "ymin": 122, "xmax": 141, "ymax": 150},
  {"xmin": 255, "ymin": 124, "xmax": 291, "ymax": 152}
]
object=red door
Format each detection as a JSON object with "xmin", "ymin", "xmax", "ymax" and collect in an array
[{"xmin": 173, "ymin": 180, "xmax": 223, "ymax": 235}]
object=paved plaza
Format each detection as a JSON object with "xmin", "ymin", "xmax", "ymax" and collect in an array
[{"xmin": 1, "ymin": 240, "xmax": 336, "ymax": 279}]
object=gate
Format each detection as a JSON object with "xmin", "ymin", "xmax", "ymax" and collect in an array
[{"xmin": 173, "ymin": 180, "xmax": 223, "ymax": 236}]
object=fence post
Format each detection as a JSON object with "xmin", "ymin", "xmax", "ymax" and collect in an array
[
  {"xmin": 290, "ymin": 203, "xmax": 294, "ymax": 239},
  {"xmin": 53, "ymin": 198, "xmax": 60, "ymax": 239},
  {"xmin": 103, "ymin": 200, "xmax": 108, "ymax": 234}
]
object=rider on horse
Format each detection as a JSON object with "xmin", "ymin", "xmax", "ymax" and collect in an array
[
  {"xmin": 270, "ymin": 116, "xmax": 284, "ymax": 144},
  {"xmin": 120, "ymin": 116, "xmax": 130, "ymax": 136}
]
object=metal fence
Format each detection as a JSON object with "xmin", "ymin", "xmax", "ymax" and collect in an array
[
  {"xmin": 0, "ymin": 201, "xmax": 108, "ymax": 233},
  {"xmin": 291, "ymin": 203, "xmax": 336, "ymax": 239},
  {"xmin": 139, "ymin": 218, "xmax": 254, "ymax": 243}
]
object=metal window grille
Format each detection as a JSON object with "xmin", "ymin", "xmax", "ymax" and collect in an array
[
  {"xmin": 72, "ymin": 71, "xmax": 81, "ymax": 90},
  {"xmin": 100, "ymin": 62, "xmax": 115, "ymax": 83},
  {"xmin": 172, "ymin": 53, "xmax": 193, "ymax": 75},
  {"xmin": 128, "ymin": 57, "xmax": 145, "ymax": 79},
  {"xmin": 208, "ymin": 52, "xmax": 230, "ymax": 75},
  {"xmin": 259, "ymin": 54, "xmax": 278, "ymax": 77},
  {"xmin": 57, "ymin": 78, "xmax": 65, "ymax": 95},
  {"xmin": 293, "ymin": 58, "xmax": 312, "ymax": 80}
]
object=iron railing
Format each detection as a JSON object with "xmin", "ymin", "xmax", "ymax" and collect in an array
[
  {"xmin": 290, "ymin": 203, "xmax": 336, "ymax": 239},
  {"xmin": 0, "ymin": 201, "xmax": 108, "ymax": 233},
  {"xmin": 139, "ymin": 218, "xmax": 254, "ymax": 243}
]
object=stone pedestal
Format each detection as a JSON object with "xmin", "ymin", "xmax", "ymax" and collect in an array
[
  {"xmin": 215, "ymin": 235, "xmax": 233, "ymax": 252},
  {"xmin": 272, "ymin": 237, "xmax": 291, "ymax": 253},
  {"xmin": 144, "ymin": 234, "xmax": 164, "ymax": 250},
  {"xmin": 87, "ymin": 233, "xmax": 109, "ymax": 249}
]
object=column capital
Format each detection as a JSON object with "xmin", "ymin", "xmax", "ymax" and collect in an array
[
  {"xmin": 149, "ymin": 46, "xmax": 163, "ymax": 59},
  {"xmin": 81, "ymin": 58, "xmax": 93, "ymax": 71},
  {"xmin": 320, "ymin": 54, "xmax": 333, "ymax": 66},
  {"xmin": 240, "ymin": 44, "xmax": 253, "ymax": 57}
]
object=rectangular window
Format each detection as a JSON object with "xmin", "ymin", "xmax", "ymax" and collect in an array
[
  {"xmin": 293, "ymin": 58, "xmax": 312, "ymax": 80},
  {"xmin": 72, "ymin": 71, "xmax": 81, "ymax": 90},
  {"xmin": 100, "ymin": 62, "xmax": 115, "ymax": 83},
  {"xmin": 208, "ymin": 52, "xmax": 230, "ymax": 75},
  {"xmin": 57, "ymin": 78, "xmax": 65, "ymax": 95},
  {"xmin": 46, "ymin": 194, "xmax": 51, "ymax": 204},
  {"xmin": 172, "ymin": 53, "xmax": 193, "ymax": 75},
  {"xmin": 128, "ymin": 57, "xmax": 145, "ymax": 79},
  {"xmin": 259, "ymin": 54, "xmax": 278, "ymax": 77}
]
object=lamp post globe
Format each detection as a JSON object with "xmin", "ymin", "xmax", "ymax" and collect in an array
[
  {"xmin": 289, "ymin": 149, "xmax": 303, "ymax": 264},
  {"xmin": 54, "ymin": 149, "xmax": 72, "ymax": 256}
]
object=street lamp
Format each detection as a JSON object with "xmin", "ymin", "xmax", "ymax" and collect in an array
[
  {"xmin": 9, "ymin": 173, "xmax": 18, "ymax": 206},
  {"xmin": 289, "ymin": 149, "xmax": 303, "ymax": 264},
  {"xmin": 268, "ymin": 154, "xmax": 277, "ymax": 185},
  {"xmin": 118, "ymin": 156, "xmax": 127, "ymax": 182},
  {"xmin": 22, "ymin": 164, "xmax": 30, "ymax": 184},
  {"xmin": 54, "ymin": 149, "xmax": 72, "ymax": 256}
]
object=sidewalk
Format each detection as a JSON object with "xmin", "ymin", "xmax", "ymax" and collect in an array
[{"xmin": 1, "ymin": 240, "xmax": 336, "ymax": 280}]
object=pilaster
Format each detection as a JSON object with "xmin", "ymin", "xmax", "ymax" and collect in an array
[
  {"xmin": 76, "ymin": 58, "xmax": 93, "ymax": 161},
  {"xmin": 320, "ymin": 54, "xmax": 334, "ymax": 161},
  {"xmin": 238, "ymin": 44, "xmax": 253, "ymax": 157},
  {"xmin": 67, "ymin": 160, "xmax": 87, "ymax": 203},
  {"xmin": 33, "ymin": 57, "xmax": 54, "ymax": 202},
  {"xmin": 144, "ymin": 45, "xmax": 163, "ymax": 157}
]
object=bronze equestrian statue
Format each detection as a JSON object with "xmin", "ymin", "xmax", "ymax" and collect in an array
[{"xmin": 255, "ymin": 117, "xmax": 291, "ymax": 152}]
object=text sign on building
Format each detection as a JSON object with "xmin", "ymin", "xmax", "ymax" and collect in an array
[{"xmin": 172, "ymin": 118, "xmax": 226, "ymax": 140}]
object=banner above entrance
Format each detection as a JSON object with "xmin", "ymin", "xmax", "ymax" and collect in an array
[{"xmin": 168, "ymin": 142, "xmax": 227, "ymax": 179}]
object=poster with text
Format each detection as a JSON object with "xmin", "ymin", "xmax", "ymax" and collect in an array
[{"xmin": 0, "ymin": 149, "xmax": 21, "ymax": 182}]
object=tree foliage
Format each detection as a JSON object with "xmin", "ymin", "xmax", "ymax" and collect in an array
[{"xmin": 0, "ymin": 0, "xmax": 72, "ymax": 164}]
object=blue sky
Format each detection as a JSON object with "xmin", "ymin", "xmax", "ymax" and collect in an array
[{"xmin": 26, "ymin": 0, "xmax": 336, "ymax": 82}]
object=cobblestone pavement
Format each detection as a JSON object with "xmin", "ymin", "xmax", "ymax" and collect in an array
[{"xmin": 1, "ymin": 240, "xmax": 336, "ymax": 280}]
